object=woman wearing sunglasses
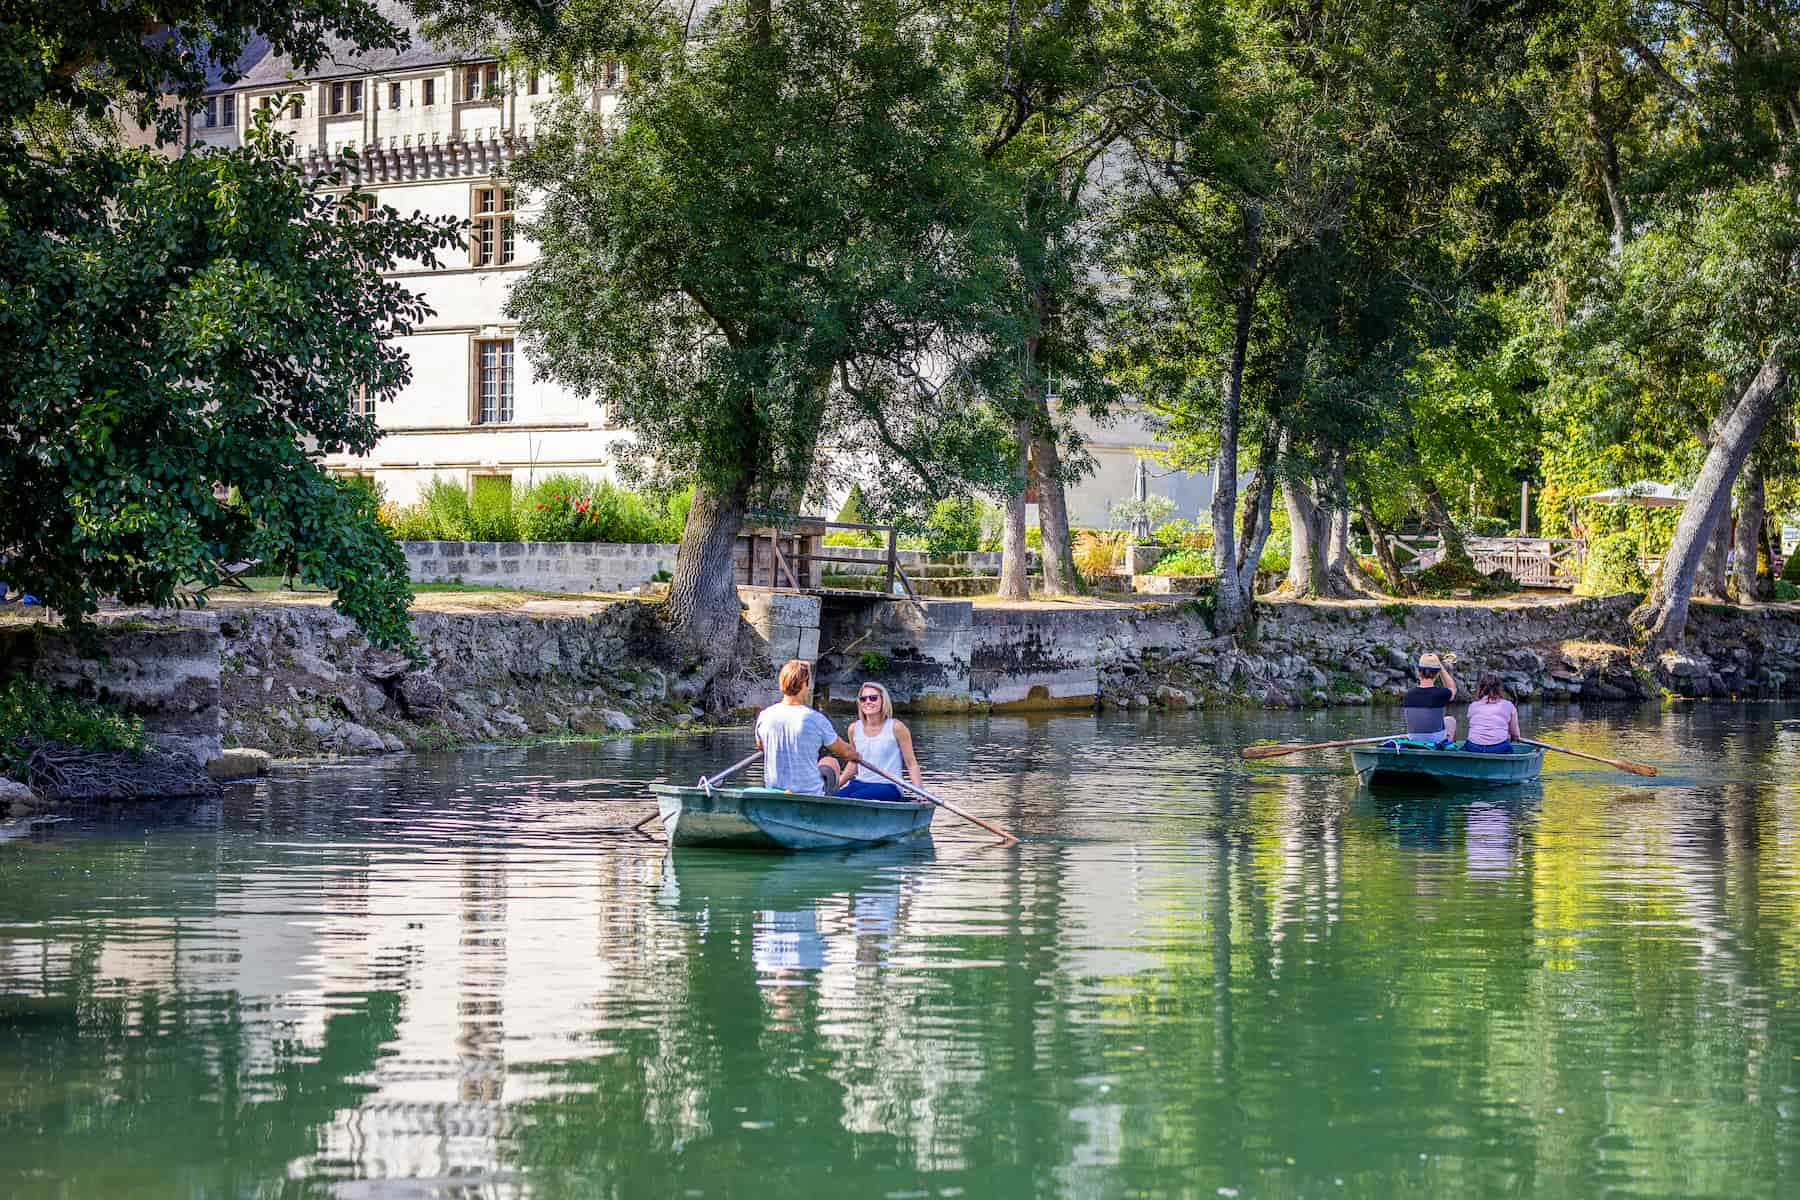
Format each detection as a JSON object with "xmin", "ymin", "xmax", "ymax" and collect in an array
[{"xmin": 825, "ymin": 681, "xmax": 925, "ymax": 801}]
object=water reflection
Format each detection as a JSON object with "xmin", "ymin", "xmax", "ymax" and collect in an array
[{"xmin": 0, "ymin": 706, "xmax": 1796, "ymax": 1196}]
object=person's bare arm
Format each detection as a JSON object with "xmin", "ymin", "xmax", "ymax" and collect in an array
[
  {"xmin": 893, "ymin": 720, "xmax": 923, "ymax": 785},
  {"xmin": 825, "ymin": 735, "xmax": 861, "ymax": 765},
  {"xmin": 1509, "ymin": 706, "xmax": 1522, "ymax": 741}
]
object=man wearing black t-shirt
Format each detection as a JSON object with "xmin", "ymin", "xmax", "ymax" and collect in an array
[{"xmin": 1401, "ymin": 653, "xmax": 1462, "ymax": 744}]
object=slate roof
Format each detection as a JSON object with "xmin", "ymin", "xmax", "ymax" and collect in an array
[{"xmin": 205, "ymin": 3, "xmax": 472, "ymax": 92}]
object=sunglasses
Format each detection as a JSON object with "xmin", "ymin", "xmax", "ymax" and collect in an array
[{"xmin": 859, "ymin": 694, "xmax": 882, "ymax": 703}]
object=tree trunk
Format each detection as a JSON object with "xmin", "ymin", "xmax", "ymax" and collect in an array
[
  {"xmin": 665, "ymin": 472, "xmax": 754, "ymax": 710},
  {"xmin": 1582, "ymin": 59, "xmax": 1629, "ymax": 256},
  {"xmin": 1421, "ymin": 481, "xmax": 1471, "ymax": 568},
  {"xmin": 1360, "ymin": 499, "xmax": 1411, "ymax": 595},
  {"xmin": 1282, "ymin": 474, "xmax": 1331, "ymax": 597},
  {"xmin": 1732, "ymin": 458, "xmax": 1767, "ymax": 603},
  {"xmin": 1208, "ymin": 275, "xmax": 1259, "ymax": 634},
  {"xmin": 1637, "ymin": 350, "xmax": 1789, "ymax": 648},
  {"xmin": 1323, "ymin": 449, "xmax": 1362, "ymax": 596},
  {"xmin": 1234, "ymin": 428, "xmax": 1278, "ymax": 599},
  {"xmin": 1031, "ymin": 431, "xmax": 1084, "ymax": 595},
  {"xmin": 1695, "ymin": 508, "xmax": 1731, "ymax": 600},
  {"xmin": 997, "ymin": 419, "xmax": 1032, "ymax": 601}
]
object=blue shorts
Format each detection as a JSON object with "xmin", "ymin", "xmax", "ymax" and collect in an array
[
  {"xmin": 1462, "ymin": 740, "xmax": 1513, "ymax": 755},
  {"xmin": 834, "ymin": 778, "xmax": 906, "ymax": 801}
]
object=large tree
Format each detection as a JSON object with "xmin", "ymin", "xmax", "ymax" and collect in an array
[
  {"xmin": 499, "ymin": 0, "xmax": 1022, "ymax": 700},
  {"xmin": 0, "ymin": 2, "xmax": 461, "ymax": 648}
]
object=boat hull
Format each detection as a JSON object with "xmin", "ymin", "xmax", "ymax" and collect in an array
[
  {"xmin": 649, "ymin": 784, "xmax": 935, "ymax": 851},
  {"xmin": 1350, "ymin": 744, "xmax": 1544, "ymax": 790}
]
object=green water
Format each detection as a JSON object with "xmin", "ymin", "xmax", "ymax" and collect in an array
[{"xmin": 1, "ymin": 705, "xmax": 1798, "ymax": 1197}]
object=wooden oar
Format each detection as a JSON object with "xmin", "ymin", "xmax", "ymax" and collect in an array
[
  {"xmin": 855, "ymin": 760, "xmax": 1020, "ymax": 845},
  {"xmin": 1241, "ymin": 734, "xmax": 1400, "ymax": 761},
  {"xmin": 1521, "ymin": 739, "xmax": 1658, "ymax": 777},
  {"xmin": 633, "ymin": 751, "xmax": 765, "ymax": 832}
]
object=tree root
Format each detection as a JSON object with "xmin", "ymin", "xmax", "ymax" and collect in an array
[{"xmin": 23, "ymin": 743, "xmax": 221, "ymax": 803}]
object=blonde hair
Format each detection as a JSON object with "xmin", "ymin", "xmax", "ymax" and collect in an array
[
  {"xmin": 855, "ymin": 680, "xmax": 894, "ymax": 720},
  {"xmin": 777, "ymin": 659, "xmax": 813, "ymax": 697}
]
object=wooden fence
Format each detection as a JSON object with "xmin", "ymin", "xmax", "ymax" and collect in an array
[
  {"xmin": 1388, "ymin": 534, "xmax": 1587, "ymax": 589},
  {"xmin": 735, "ymin": 519, "xmax": 919, "ymax": 601}
]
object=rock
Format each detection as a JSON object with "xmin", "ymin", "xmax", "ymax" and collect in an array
[
  {"xmin": 303, "ymin": 716, "xmax": 337, "ymax": 736},
  {"xmin": 207, "ymin": 748, "xmax": 273, "ymax": 780},
  {"xmin": 356, "ymin": 683, "xmax": 388, "ymax": 714},
  {"xmin": 291, "ymin": 650, "xmax": 341, "ymax": 682},
  {"xmin": 494, "ymin": 711, "xmax": 530, "ymax": 734},
  {"xmin": 337, "ymin": 722, "xmax": 388, "ymax": 753},
  {"xmin": 2, "ymin": 777, "xmax": 45, "ymax": 817},
  {"xmin": 1660, "ymin": 651, "xmax": 1704, "ymax": 678},
  {"xmin": 1384, "ymin": 646, "xmax": 1413, "ymax": 670},
  {"xmin": 381, "ymin": 733, "xmax": 405, "ymax": 752},
  {"xmin": 399, "ymin": 673, "xmax": 448, "ymax": 717},
  {"xmin": 1128, "ymin": 694, "xmax": 1150, "ymax": 710},
  {"xmin": 600, "ymin": 708, "xmax": 636, "ymax": 732},
  {"xmin": 360, "ymin": 653, "xmax": 411, "ymax": 682}
]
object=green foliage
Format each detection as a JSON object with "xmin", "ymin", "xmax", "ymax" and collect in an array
[
  {"xmin": 1782, "ymin": 550, "xmax": 1800, "ymax": 586},
  {"xmin": 1776, "ymin": 580, "xmax": 1800, "ymax": 602},
  {"xmin": 1579, "ymin": 532, "xmax": 1650, "ymax": 597},
  {"xmin": 1109, "ymin": 494, "xmax": 1177, "ymax": 534},
  {"xmin": 1153, "ymin": 519, "xmax": 1212, "ymax": 550},
  {"xmin": 393, "ymin": 474, "xmax": 691, "ymax": 544},
  {"xmin": 0, "ymin": 8, "xmax": 463, "ymax": 651},
  {"xmin": 1149, "ymin": 549, "xmax": 1215, "ymax": 576},
  {"xmin": 924, "ymin": 497, "xmax": 986, "ymax": 556},
  {"xmin": 0, "ymin": 680, "xmax": 146, "ymax": 777},
  {"xmin": 1379, "ymin": 602, "xmax": 1412, "ymax": 624},
  {"xmin": 858, "ymin": 651, "xmax": 890, "ymax": 673}
]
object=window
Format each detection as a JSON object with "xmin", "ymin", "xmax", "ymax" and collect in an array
[
  {"xmin": 422, "ymin": 78, "xmax": 436, "ymax": 106},
  {"xmin": 601, "ymin": 59, "xmax": 624, "ymax": 89},
  {"xmin": 288, "ymin": 94, "xmax": 304, "ymax": 119},
  {"xmin": 475, "ymin": 340, "xmax": 515, "ymax": 424},
  {"xmin": 528, "ymin": 70, "xmax": 540, "ymax": 95},
  {"xmin": 349, "ymin": 390, "xmax": 376, "ymax": 420},
  {"xmin": 389, "ymin": 81, "xmax": 403, "ymax": 109},
  {"xmin": 462, "ymin": 63, "xmax": 501, "ymax": 102},
  {"xmin": 201, "ymin": 94, "xmax": 235, "ymax": 128},
  {"xmin": 329, "ymin": 80, "xmax": 364, "ymax": 115},
  {"xmin": 472, "ymin": 186, "xmax": 515, "ymax": 266}
]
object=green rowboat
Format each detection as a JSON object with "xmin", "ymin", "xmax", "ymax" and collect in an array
[
  {"xmin": 1350, "ymin": 743, "xmax": 1544, "ymax": 790},
  {"xmin": 648, "ymin": 783, "xmax": 935, "ymax": 851}
]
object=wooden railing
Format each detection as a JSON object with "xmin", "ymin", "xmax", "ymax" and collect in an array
[
  {"xmin": 735, "ymin": 519, "xmax": 919, "ymax": 601},
  {"xmin": 1387, "ymin": 534, "xmax": 1588, "ymax": 589}
]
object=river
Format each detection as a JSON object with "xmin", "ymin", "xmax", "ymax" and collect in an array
[{"xmin": 1, "ymin": 704, "xmax": 1797, "ymax": 1197}]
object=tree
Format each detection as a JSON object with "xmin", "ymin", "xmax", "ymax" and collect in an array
[
  {"xmin": 1525, "ymin": 3, "xmax": 1800, "ymax": 646},
  {"xmin": 0, "ymin": 2, "xmax": 462, "ymax": 648},
  {"xmin": 500, "ymin": 0, "xmax": 1023, "ymax": 701}
]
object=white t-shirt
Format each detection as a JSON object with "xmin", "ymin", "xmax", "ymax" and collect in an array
[{"xmin": 755, "ymin": 703, "xmax": 838, "ymax": 793}]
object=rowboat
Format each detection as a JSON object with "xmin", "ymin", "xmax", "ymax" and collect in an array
[
  {"xmin": 1350, "ymin": 743, "xmax": 1544, "ymax": 790},
  {"xmin": 647, "ymin": 783, "xmax": 935, "ymax": 851}
]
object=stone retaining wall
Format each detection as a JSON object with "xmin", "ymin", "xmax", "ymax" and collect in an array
[{"xmin": 405, "ymin": 540, "xmax": 680, "ymax": 593}]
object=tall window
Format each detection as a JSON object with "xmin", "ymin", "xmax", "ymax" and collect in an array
[
  {"xmin": 388, "ymin": 81, "xmax": 403, "ymax": 109},
  {"xmin": 287, "ymin": 94, "xmax": 304, "ymax": 119},
  {"xmin": 462, "ymin": 63, "xmax": 501, "ymax": 102},
  {"xmin": 329, "ymin": 80, "xmax": 363, "ymax": 115},
  {"xmin": 475, "ymin": 340, "xmax": 515, "ymax": 424},
  {"xmin": 527, "ymin": 70, "xmax": 540, "ymax": 95},
  {"xmin": 351, "ymin": 389, "xmax": 376, "ymax": 419},
  {"xmin": 472, "ymin": 186, "xmax": 515, "ymax": 266},
  {"xmin": 601, "ymin": 59, "xmax": 624, "ymax": 89},
  {"xmin": 201, "ymin": 95, "xmax": 235, "ymax": 128},
  {"xmin": 421, "ymin": 78, "xmax": 436, "ymax": 106}
]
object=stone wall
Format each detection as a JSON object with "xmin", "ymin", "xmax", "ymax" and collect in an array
[
  {"xmin": 816, "ymin": 599, "xmax": 973, "ymax": 711},
  {"xmin": 0, "ymin": 612, "xmax": 224, "ymax": 763},
  {"xmin": 405, "ymin": 540, "xmax": 679, "ymax": 593}
]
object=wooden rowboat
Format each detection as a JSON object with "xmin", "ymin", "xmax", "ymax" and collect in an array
[
  {"xmin": 1350, "ymin": 743, "xmax": 1544, "ymax": 790},
  {"xmin": 648, "ymin": 783, "xmax": 935, "ymax": 851}
]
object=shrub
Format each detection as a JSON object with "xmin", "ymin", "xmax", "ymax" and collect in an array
[
  {"xmin": 1782, "ymin": 545, "xmax": 1800, "ymax": 584},
  {"xmin": 825, "ymin": 528, "xmax": 882, "ymax": 548},
  {"xmin": 1258, "ymin": 547, "xmax": 1290, "ymax": 575},
  {"xmin": 0, "ymin": 680, "xmax": 147, "ymax": 778},
  {"xmin": 1073, "ymin": 529, "xmax": 1128, "ymax": 581},
  {"xmin": 924, "ymin": 496, "xmax": 985, "ymax": 555},
  {"xmin": 1579, "ymin": 531, "xmax": 1649, "ymax": 596},
  {"xmin": 1152, "ymin": 518, "xmax": 1212, "ymax": 550},
  {"xmin": 1777, "ymin": 580, "xmax": 1800, "ymax": 602},
  {"xmin": 1149, "ymin": 548, "xmax": 1214, "ymax": 576},
  {"xmin": 410, "ymin": 475, "xmax": 475, "ymax": 540}
]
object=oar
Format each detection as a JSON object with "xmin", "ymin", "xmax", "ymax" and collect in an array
[
  {"xmin": 855, "ymin": 760, "xmax": 1020, "ymax": 846},
  {"xmin": 1521, "ymin": 739, "xmax": 1658, "ymax": 777},
  {"xmin": 633, "ymin": 751, "xmax": 765, "ymax": 832},
  {"xmin": 1241, "ymin": 734, "xmax": 1399, "ymax": 761}
]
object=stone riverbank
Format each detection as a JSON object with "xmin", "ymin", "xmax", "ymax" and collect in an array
[{"xmin": 5, "ymin": 592, "xmax": 1800, "ymax": 800}]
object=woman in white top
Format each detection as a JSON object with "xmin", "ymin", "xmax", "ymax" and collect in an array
[{"xmin": 824, "ymin": 681, "xmax": 924, "ymax": 801}]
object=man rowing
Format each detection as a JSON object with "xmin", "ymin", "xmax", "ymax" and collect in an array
[{"xmin": 1401, "ymin": 653, "xmax": 1462, "ymax": 746}]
